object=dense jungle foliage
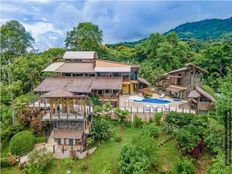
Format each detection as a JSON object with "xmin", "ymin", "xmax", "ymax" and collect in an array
[{"xmin": 1, "ymin": 19, "xmax": 232, "ymax": 173}]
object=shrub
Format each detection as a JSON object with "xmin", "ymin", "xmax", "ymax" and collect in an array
[
  {"xmin": 91, "ymin": 118, "xmax": 112, "ymax": 142},
  {"xmin": 175, "ymin": 126, "xmax": 200, "ymax": 155},
  {"xmin": 80, "ymin": 163, "xmax": 88, "ymax": 172},
  {"xmin": 26, "ymin": 149, "xmax": 53, "ymax": 173},
  {"xmin": 133, "ymin": 115, "xmax": 143, "ymax": 128},
  {"xmin": 205, "ymin": 119, "xmax": 224, "ymax": 155},
  {"xmin": 9, "ymin": 130, "xmax": 35, "ymax": 155},
  {"xmin": 62, "ymin": 158, "xmax": 74, "ymax": 170},
  {"xmin": 190, "ymin": 140, "xmax": 204, "ymax": 158},
  {"xmin": 86, "ymin": 137, "xmax": 94, "ymax": 147},
  {"xmin": 0, "ymin": 124, "xmax": 24, "ymax": 141},
  {"xmin": 120, "ymin": 145, "xmax": 150, "ymax": 174},
  {"xmin": 207, "ymin": 154, "xmax": 232, "ymax": 174},
  {"xmin": 164, "ymin": 112, "xmax": 207, "ymax": 136},
  {"xmin": 34, "ymin": 136, "xmax": 47, "ymax": 144},
  {"xmin": 7, "ymin": 153, "xmax": 17, "ymax": 166},
  {"xmin": 23, "ymin": 163, "xmax": 42, "ymax": 174},
  {"xmin": 143, "ymin": 123, "xmax": 160, "ymax": 138},
  {"xmin": 114, "ymin": 135, "xmax": 122, "ymax": 143},
  {"xmin": 120, "ymin": 135, "xmax": 159, "ymax": 174},
  {"xmin": 18, "ymin": 107, "xmax": 47, "ymax": 134},
  {"xmin": 177, "ymin": 157, "xmax": 195, "ymax": 174},
  {"xmin": 154, "ymin": 112, "xmax": 162, "ymax": 126},
  {"xmin": 70, "ymin": 150, "xmax": 78, "ymax": 160}
]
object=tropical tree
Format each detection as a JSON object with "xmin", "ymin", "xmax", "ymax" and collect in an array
[
  {"xmin": 62, "ymin": 158, "xmax": 75, "ymax": 171},
  {"xmin": 120, "ymin": 135, "xmax": 159, "ymax": 174},
  {"xmin": 91, "ymin": 118, "xmax": 112, "ymax": 143},
  {"xmin": 0, "ymin": 20, "xmax": 34, "ymax": 62},
  {"xmin": 102, "ymin": 102, "xmax": 113, "ymax": 117},
  {"xmin": 114, "ymin": 107, "xmax": 129, "ymax": 131},
  {"xmin": 65, "ymin": 22, "xmax": 103, "ymax": 51}
]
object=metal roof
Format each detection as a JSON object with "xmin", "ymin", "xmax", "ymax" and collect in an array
[
  {"xmin": 42, "ymin": 62, "xmax": 64, "ymax": 72},
  {"xmin": 95, "ymin": 67, "xmax": 131, "ymax": 72},
  {"xmin": 63, "ymin": 51, "xmax": 96, "ymax": 59},
  {"xmin": 56, "ymin": 63, "xmax": 94, "ymax": 73}
]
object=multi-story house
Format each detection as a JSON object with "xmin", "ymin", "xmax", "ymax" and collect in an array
[
  {"xmin": 33, "ymin": 51, "xmax": 149, "ymax": 149},
  {"xmin": 157, "ymin": 63, "xmax": 216, "ymax": 112}
]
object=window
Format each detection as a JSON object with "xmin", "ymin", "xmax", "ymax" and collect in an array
[{"xmin": 69, "ymin": 139, "xmax": 73, "ymax": 145}]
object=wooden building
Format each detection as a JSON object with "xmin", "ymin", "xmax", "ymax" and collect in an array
[
  {"xmin": 157, "ymin": 63, "xmax": 215, "ymax": 112},
  {"xmin": 34, "ymin": 51, "xmax": 149, "ymax": 149},
  {"xmin": 41, "ymin": 51, "xmax": 149, "ymax": 100},
  {"xmin": 39, "ymin": 91, "xmax": 91, "ymax": 151}
]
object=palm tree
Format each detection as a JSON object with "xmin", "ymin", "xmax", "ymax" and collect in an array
[
  {"xmin": 114, "ymin": 107, "xmax": 129, "ymax": 133},
  {"xmin": 102, "ymin": 102, "xmax": 113, "ymax": 117}
]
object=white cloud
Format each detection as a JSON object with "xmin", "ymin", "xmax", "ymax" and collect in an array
[{"xmin": 22, "ymin": 21, "xmax": 63, "ymax": 39}]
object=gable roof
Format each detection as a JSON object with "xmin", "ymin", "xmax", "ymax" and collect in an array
[
  {"xmin": 138, "ymin": 77, "xmax": 150, "ymax": 86},
  {"xmin": 168, "ymin": 63, "xmax": 207, "ymax": 74},
  {"xmin": 188, "ymin": 90, "xmax": 201, "ymax": 98},
  {"xmin": 195, "ymin": 86, "xmax": 216, "ymax": 102},
  {"xmin": 63, "ymin": 51, "xmax": 97, "ymax": 60}
]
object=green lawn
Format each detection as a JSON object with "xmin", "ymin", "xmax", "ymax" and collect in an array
[{"xmin": 1, "ymin": 123, "xmax": 179, "ymax": 174}]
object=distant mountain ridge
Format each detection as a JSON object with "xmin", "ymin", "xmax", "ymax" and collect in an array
[
  {"xmin": 167, "ymin": 17, "xmax": 232, "ymax": 41},
  {"xmin": 107, "ymin": 17, "xmax": 232, "ymax": 47}
]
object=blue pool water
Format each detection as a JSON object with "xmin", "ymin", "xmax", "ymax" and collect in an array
[{"xmin": 134, "ymin": 98, "xmax": 171, "ymax": 104}]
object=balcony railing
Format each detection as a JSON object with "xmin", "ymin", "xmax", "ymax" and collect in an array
[{"xmin": 42, "ymin": 111, "xmax": 86, "ymax": 121}]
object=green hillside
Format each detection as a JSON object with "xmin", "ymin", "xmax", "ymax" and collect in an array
[
  {"xmin": 108, "ymin": 17, "xmax": 232, "ymax": 48},
  {"xmin": 167, "ymin": 17, "xmax": 232, "ymax": 41}
]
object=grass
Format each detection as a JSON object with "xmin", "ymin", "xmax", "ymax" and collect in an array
[
  {"xmin": 1, "ymin": 122, "xmax": 179, "ymax": 174},
  {"xmin": 1, "ymin": 140, "xmax": 10, "ymax": 158}
]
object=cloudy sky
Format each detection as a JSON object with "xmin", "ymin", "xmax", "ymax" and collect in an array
[{"xmin": 1, "ymin": 0, "xmax": 232, "ymax": 51}]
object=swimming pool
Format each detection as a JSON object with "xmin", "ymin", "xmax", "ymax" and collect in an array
[{"xmin": 134, "ymin": 98, "xmax": 171, "ymax": 104}]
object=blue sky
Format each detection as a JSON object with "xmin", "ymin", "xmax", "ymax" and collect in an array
[{"xmin": 1, "ymin": 0, "xmax": 232, "ymax": 51}]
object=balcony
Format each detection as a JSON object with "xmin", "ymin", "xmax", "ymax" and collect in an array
[{"xmin": 42, "ymin": 111, "xmax": 85, "ymax": 121}]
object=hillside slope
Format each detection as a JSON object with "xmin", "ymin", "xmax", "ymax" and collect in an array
[{"xmin": 167, "ymin": 17, "xmax": 232, "ymax": 41}]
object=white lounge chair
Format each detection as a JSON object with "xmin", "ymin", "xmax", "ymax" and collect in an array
[{"xmin": 160, "ymin": 93, "xmax": 165, "ymax": 98}]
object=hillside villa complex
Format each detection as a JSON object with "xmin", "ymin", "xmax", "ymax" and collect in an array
[{"xmin": 33, "ymin": 51, "xmax": 215, "ymax": 149}]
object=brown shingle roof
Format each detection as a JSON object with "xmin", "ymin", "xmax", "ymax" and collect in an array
[
  {"xmin": 34, "ymin": 76, "xmax": 122, "ymax": 93},
  {"xmin": 41, "ymin": 89, "xmax": 74, "ymax": 98},
  {"xmin": 56, "ymin": 63, "xmax": 94, "ymax": 73},
  {"xmin": 92, "ymin": 77, "xmax": 122, "ymax": 90},
  {"xmin": 53, "ymin": 129, "xmax": 83, "ymax": 139}
]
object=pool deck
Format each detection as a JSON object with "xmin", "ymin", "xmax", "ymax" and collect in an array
[{"xmin": 119, "ymin": 94, "xmax": 195, "ymax": 114}]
